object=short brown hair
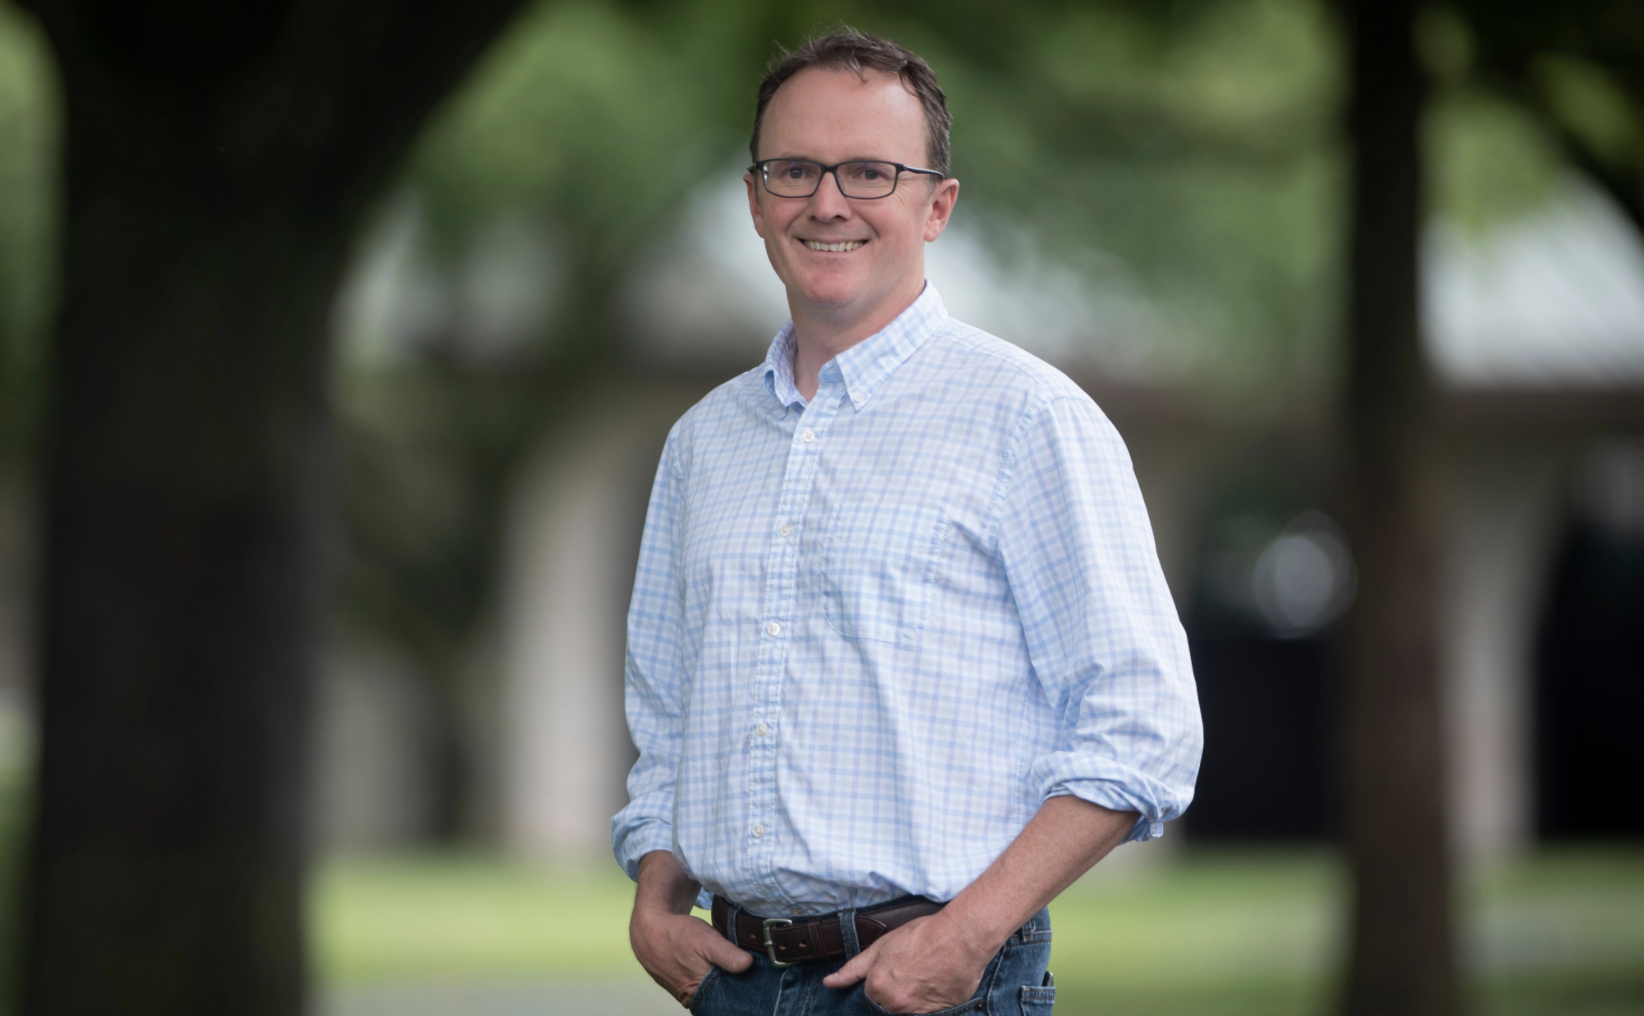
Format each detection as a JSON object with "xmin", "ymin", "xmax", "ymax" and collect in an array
[{"xmin": 750, "ymin": 27, "xmax": 952, "ymax": 176}]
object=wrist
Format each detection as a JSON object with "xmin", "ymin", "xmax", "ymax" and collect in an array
[
  {"xmin": 632, "ymin": 894, "xmax": 681, "ymax": 921},
  {"xmin": 929, "ymin": 904, "xmax": 1005, "ymax": 965},
  {"xmin": 634, "ymin": 850, "xmax": 702, "ymax": 916}
]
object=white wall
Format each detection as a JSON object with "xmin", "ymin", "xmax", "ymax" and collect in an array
[{"xmin": 1438, "ymin": 437, "xmax": 1570, "ymax": 862}]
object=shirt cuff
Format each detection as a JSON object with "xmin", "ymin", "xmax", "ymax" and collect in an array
[
  {"xmin": 611, "ymin": 816, "xmax": 675, "ymax": 881},
  {"xmin": 1031, "ymin": 752, "xmax": 1193, "ymax": 842}
]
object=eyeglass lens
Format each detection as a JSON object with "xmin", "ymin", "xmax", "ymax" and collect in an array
[{"xmin": 763, "ymin": 161, "xmax": 901, "ymax": 198}]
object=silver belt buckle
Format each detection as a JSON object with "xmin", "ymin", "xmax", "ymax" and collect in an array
[{"xmin": 762, "ymin": 917, "xmax": 796, "ymax": 967}]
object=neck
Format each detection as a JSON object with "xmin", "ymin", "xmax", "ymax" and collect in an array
[{"xmin": 789, "ymin": 275, "xmax": 926, "ymax": 400}]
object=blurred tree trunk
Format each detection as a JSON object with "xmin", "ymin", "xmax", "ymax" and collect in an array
[
  {"xmin": 15, "ymin": 1, "xmax": 524, "ymax": 1013},
  {"xmin": 1337, "ymin": 1, "xmax": 1462, "ymax": 1015}
]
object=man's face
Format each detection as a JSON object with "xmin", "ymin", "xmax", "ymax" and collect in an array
[{"xmin": 746, "ymin": 67, "xmax": 959, "ymax": 326}]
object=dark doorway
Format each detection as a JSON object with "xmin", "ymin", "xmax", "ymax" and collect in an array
[
  {"xmin": 1535, "ymin": 515, "xmax": 1644, "ymax": 839},
  {"xmin": 1185, "ymin": 636, "xmax": 1332, "ymax": 840},
  {"xmin": 1180, "ymin": 503, "xmax": 1351, "ymax": 842}
]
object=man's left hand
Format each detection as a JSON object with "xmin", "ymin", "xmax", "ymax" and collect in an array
[{"xmin": 821, "ymin": 911, "xmax": 992, "ymax": 1014}]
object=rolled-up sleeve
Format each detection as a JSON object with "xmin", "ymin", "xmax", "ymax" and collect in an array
[
  {"xmin": 611, "ymin": 430, "xmax": 688, "ymax": 878},
  {"xmin": 996, "ymin": 394, "xmax": 1203, "ymax": 840}
]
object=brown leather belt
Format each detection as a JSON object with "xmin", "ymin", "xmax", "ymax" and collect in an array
[{"xmin": 711, "ymin": 895, "xmax": 945, "ymax": 968}]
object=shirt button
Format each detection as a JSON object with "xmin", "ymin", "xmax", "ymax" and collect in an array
[
  {"xmin": 755, "ymin": 722, "xmax": 769, "ymax": 737},
  {"xmin": 778, "ymin": 523, "xmax": 792, "ymax": 537},
  {"xmin": 801, "ymin": 429, "xmax": 816, "ymax": 443},
  {"xmin": 753, "ymin": 824, "xmax": 766, "ymax": 838},
  {"xmin": 765, "ymin": 621, "xmax": 781, "ymax": 636}
]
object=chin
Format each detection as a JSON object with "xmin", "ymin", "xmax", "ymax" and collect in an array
[
  {"xmin": 798, "ymin": 287, "xmax": 865, "ymax": 313},
  {"xmin": 793, "ymin": 271, "xmax": 869, "ymax": 310}
]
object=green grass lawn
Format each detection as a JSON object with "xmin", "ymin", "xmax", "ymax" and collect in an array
[{"xmin": 312, "ymin": 846, "xmax": 1644, "ymax": 1015}]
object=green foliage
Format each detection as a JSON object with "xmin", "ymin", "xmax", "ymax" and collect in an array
[
  {"xmin": 1428, "ymin": 87, "xmax": 1563, "ymax": 233},
  {"xmin": 365, "ymin": 0, "xmax": 1362, "ymax": 409},
  {"xmin": 929, "ymin": 0, "xmax": 1347, "ymax": 391},
  {"xmin": 0, "ymin": 2, "xmax": 56, "ymax": 463},
  {"xmin": 393, "ymin": 0, "xmax": 1589, "ymax": 395},
  {"xmin": 1534, "ymin": 54, "xmax": 1644, "ymax": 169},
  {"xmin": 1450, "ymin": 0, "xmax": 1644, "ymax": 229},
  {"xmin": 410, "ymin": 0, "xmax": 748, "ymax": 257}
]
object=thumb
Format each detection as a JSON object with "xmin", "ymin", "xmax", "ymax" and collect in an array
[
  {"xmin": 704, "ymin": 931, "xmax": 754, "ymax": 973},
  {"xmin": 822, "ymin": 939, "xmax": 879, "ymax": 988}
]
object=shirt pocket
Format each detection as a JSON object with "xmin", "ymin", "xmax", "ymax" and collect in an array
[{"xmin": 822, "ymin": 501, "xmax": 950, "ymax": 644}]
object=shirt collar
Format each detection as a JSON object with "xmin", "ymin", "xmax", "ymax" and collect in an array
[
  {"xmin": 761, "ymin": 283, "xmax": 948, "ymax": 412},
  {"xmin": 762, "ymin": 323, "xmax": 804, "ymax": 409}
]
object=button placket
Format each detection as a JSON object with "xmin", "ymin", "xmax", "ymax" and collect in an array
[{"xmin": 747, "ymin": 385, "xmax": 844, "ymax": 898}]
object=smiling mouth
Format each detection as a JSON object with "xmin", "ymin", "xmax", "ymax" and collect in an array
[{"xmin": 802, "ymin": 239, "xmax": 866, "ymax": 252}]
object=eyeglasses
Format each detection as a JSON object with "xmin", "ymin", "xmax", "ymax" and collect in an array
[{"xmin": 750, "ymin": 159, "xmax": 945, "ymax": 200}]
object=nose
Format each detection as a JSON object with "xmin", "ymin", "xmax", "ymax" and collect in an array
[{"xmin": 809, "ymin": 168, "xmax": 853, "ymax": 220}]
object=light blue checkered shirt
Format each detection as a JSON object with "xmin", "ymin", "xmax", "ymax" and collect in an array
[{"xmin": 613, "ymin": 284, "xmax": 1201, "ymax": 916}]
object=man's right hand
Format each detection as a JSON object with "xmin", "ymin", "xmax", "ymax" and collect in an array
[{"xmin": 631, "ymin": 850, "xmax": 753, "ymax": 1008}]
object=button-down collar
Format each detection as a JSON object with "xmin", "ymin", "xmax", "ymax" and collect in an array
[{"xmin": 761, "ymin": 283, "xmax": 949, "ymax": 412}]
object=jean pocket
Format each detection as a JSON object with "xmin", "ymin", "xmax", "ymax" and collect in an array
[
  {"xmin": 861, "ymin": 988, "xmax": 986, "ymax": 1016},
  {"xmin": 822, "ymin": 502, "xmax": 949, "ymax": 644},
  {"xmin": 1018, "ymin": 984, "xmax": 1055, "ymax": 1014},
  {"xmin": 687, "ymin": 965, "xmax": 722, "ymax": 1013}
]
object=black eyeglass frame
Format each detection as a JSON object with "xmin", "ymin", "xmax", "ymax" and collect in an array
[{"xmin": 749, "ymin": 159, "xmax": 946, "ymax": 200}]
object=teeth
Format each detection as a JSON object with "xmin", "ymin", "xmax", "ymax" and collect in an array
[{"xmin": 803, "ymin": 240, "xmax": 865, "ymax": 252}]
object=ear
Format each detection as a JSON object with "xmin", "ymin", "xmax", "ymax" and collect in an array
[
  {"xmin": 923, "ymin": 177, "xmax": 960, "ymax": 242},
  {"xmin": 745, "ymin": 172, "xmax": 766, "ymax": 239}
]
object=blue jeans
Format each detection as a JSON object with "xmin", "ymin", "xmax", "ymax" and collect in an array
[{"xmin": 690, "ymin": 904, "xmax": 1056, "ymax": 1016}]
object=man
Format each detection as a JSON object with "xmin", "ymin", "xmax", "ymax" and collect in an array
[{"xmin": 614, "ymin": 28, "xmax": 1201, "ymax": 1016}]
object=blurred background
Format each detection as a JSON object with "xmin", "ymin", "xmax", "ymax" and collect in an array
[{"xmin": 0, "ymin": 0, "xmax": 1640, "ymax": 1013}]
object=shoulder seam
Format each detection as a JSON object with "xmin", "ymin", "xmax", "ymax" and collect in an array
[
  {"xmin": 669, "ymin": 366, "xmax": 768, "ymax": 481},
  {"xmin": 983, "ymin": 389, "xmax": 1104, "ymax": 554},
  {"xmin": 984, "ymin": 389, "xmax": 1046, "ymax": 554},
  {"xmin": 933, "ymin": 323, "xmax": 1091, "ymax": 403}
]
